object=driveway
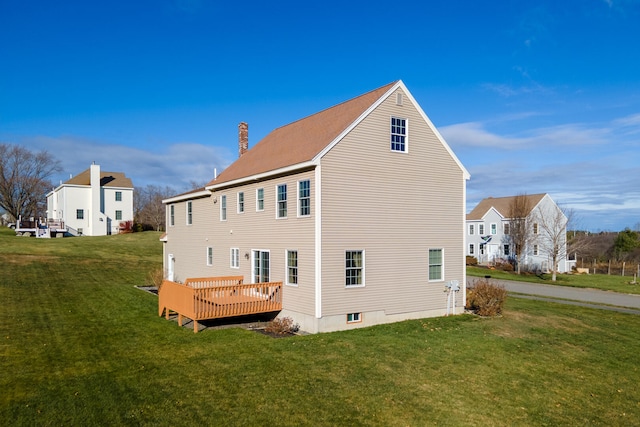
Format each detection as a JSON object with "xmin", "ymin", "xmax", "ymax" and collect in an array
[{"xmin": 468, "ymin": 276, "xmax": 640, "ymax": 315}]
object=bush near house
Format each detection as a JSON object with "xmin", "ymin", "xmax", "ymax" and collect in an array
[
  {"xmin": 466, "ymin": 255, "xmax": 478, "ymax": 266},
  {"xmin": 466, "ymin": 278, "xmax": 508, "ymax": 316}
]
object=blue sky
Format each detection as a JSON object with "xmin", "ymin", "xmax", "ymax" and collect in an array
[{"xmin": 1, "ymin": 0, "xmax": 639, "ymax": 231}]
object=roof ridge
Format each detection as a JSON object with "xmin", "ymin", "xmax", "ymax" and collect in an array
[{"xmin": 269, "ymin": 81, "xmax": 399, "ymax": 133}]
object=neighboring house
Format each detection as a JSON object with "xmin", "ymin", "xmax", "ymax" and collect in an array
[
  {"xmin": 46, "ymin": 163, "xmax": 134, "ymax": 236},
  {"xmin": 162, "ymin": 80, "xmax": 470, "ymax": 333},
  {"xmin": 466, "ymin": 193, "xmax": 574, "ymax": 273}
]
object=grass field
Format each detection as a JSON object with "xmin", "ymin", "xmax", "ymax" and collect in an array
[
  {"xmin": 468, "ymin": 265, "xmax": 640, "ymax": 295},
  {"xmin": 2, "ymin": 227, "xmax": 640, "ymax": 426}
]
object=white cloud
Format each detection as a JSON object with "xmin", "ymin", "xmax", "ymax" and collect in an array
[{"xmin": 17, "ymin": 135, "xmax": 233, "ymax": 194}]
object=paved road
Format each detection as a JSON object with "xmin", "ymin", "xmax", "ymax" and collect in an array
[{"xmin": 468, "ymin": 276, "xmax": 640, "ymax": 314}]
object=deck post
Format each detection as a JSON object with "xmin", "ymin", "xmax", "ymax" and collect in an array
[{"xmin": 193, "ymin": 320, "xmax": 199, "ymax": 333}]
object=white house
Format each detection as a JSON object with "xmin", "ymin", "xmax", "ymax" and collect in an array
[
  {"xmin": 162, "ymin": 81, "xmax": 470, "ymax": 333},
  {"xmin": 466, "ymin": 193, "xmax": 574, "ymax": 273},
  {"xmin": 46, "ymin": 163, "xmax": 134, "ymax": 236}
]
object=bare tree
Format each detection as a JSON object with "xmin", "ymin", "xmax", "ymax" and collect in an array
[
  {"xmin": 534, "ymin": 206, "xmax": 593, "ymax": 281},
  {"xmin": 533, "ymin": 205, "xmax": 569, "ymax": 281},
  {"xmin": 135, "ymin": 185, "xmax": 176, "ymax": 231},
  {"xmin": 507, "ymin": 194, "xmax": 533, "ymax": 275},
  {"xmin": 0, "ymin": 144, "xmax": 62, "ymax": 221}
]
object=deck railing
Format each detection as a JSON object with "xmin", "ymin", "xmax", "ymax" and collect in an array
[{"xmin": 158, "ymin": 276, "xmax": 282, "ymax": 332}]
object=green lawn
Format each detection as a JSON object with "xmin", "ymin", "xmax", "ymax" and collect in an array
[
  {"xmin": 2, "ymin": 227, "xmax": 640, "ymax": 426},
  {"xmin": 468, "ymin": 265, "xmax": 640, "ymax": 294}
]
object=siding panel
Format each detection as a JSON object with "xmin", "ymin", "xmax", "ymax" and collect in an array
[{"xmin": 320, "ymin": 88, "xmax": 465, "ymax": 317}]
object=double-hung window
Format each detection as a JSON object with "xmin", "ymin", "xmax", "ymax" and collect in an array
[
  {"xmin": 277, "ymin": 184, "xmax": 287, "ymax": 218},
  {"xmin": 287, "ymin": 250, "xmax": 298, "ymax": 286},
  {"xmin": 391, "ymin": 117, "xmax": 407, "ymax": 152},
  {"xmin": 429, "ymin": 249, "xmax": 443, "ymax": 281},
  {"xmin": 503, "ymin": 245, "xmax": 510, "ymax": 256},
  {"xmin": 186, "ymin": 201, "xmax": 193, "ymax": 225},
  {"xmin": 230, "ymin": 248, "xmax": 239, "ymax": 268},
  {"xmin": 256, "ymin": 188, "xmax": 264, "ymax": 211},
  {"xmin": 298, "ymin": 180, "xmax": 310, "ymax": 217},
  {"xmin": 533, "ymin": 223, "xmax": 539, "ymax": 234},
  {"xmin": 490, "ymin": 223, "xmax": 497, "ymax": 235},
  {"xmin": 479, "ymin": 224, "xmax": 485, "ymax": 235},
  {"xmin": 469, "ymin": 244, "xmax": 475, "ymax": 255},
  {"xmin": 345, "ymin": 250, "xmax": 364, "ymax": 287},
  {"xmin": 469, "ymin": 224, "xmax": 475, "ymax": 235},
  {"xmin": 237, "ymin": 192, "xmax": 244, "ymax": 213},
  {"xmin": 504, "ymin": 223, "xmax": 510, "ymax": 235},
  {"xmin": 169, "ymin": 205, "xmax": 175, "ymax": 226},
  {"xmin": 221, "ymin": 195, "xmax": 227, "ymax": 221},
  {"xmin": 76, "ymin": 209, "xmax": 84, "ymax": 220},
  {"xmin": 115, "ymin": 191, "xmax": 122, "ymax": 201},
  {"xmin": 115, "ymin": 210, "xmax": 122, "ymax": 221},
  {"xmin": 206, "ymin": 247, "xmax": 213, "ymax": 266}
]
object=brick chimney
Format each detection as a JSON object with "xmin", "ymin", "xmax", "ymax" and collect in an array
[{"xmin": 238, "ymin": 122, "xmax": 248, "ymax": 157}]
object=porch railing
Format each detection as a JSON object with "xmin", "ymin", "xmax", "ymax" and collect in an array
[{"xmin": 158, "ymin": 276, "xmax": 282, "ymax": 333}]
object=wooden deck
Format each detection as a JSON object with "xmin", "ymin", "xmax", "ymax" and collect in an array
[{"xmin": 158, "ymin": 276, "xmax": 282, "ymax": 332}]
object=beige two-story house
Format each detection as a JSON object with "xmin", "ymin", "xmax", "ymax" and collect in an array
[{"xmin": 162, "ymin": 81, "xmax": 470, "ymax": 333}]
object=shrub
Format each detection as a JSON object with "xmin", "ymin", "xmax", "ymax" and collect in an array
[
  {"xmin": 147, "ymin": 268, "xmax": 165, "ymax": 289},
  {"xmin": 466, "ymin": 256, "xmax": 478, "ymax": 266},
  {"xmin": 494, "ymin": 261, "xmax": 514, "ymax": 272},
  {"xmin": 466, "ymin": 278, "xmax": 508, "ymax": 317},
  {"xmin": 264, "ymin": 317, "xmax": 299, "ymax": 336}
]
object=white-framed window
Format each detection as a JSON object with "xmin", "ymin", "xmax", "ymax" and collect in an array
[
  {"xmin": 391, "ymin": 117, "xmax": 407, "ymax": 152},
  {"xmin": 169, "ymin": 205, "xmax": 175, "ymax": 227},
  {"xmin": 504, "ymin": 245, "xmax": 510, "ymax": 256},
  {"xmin": 115, "ymin": 191, "xmax": 122, "ymax": 201},
  {"xmin": 237, "ymin": 192, "xmax": 244, "ymax": 213},
  {"xmin": 345, "ymin": 250, "xmax": 365, "ymax": 287},
  {"xmin": 186, "ymin": 201, "xmax": 193, "ymax": 225},
  {"xmin": 115, "ymin": 210, "xmax": 122, "ymax": 221},
  {"xmin": 469, "ymin": 224, "xmax": 475, "ymax": 235},
  {"xmin": 490, "ymin": 223, "xmax": 497, "ymax": 235},
  {"xmin": 480, "ymin": 245, "xmax": 485, "ymax": 255},
  {"xmin": 277, "ymin": 184, "xmax": 287, "ymax": 218},
  {"xmin": 504, "ymin": 222, "xmax": 510, "ymax": 235},
  {"xmin": 252, "ymin": 250, "xmax": 270, "ymax": 283},
  {"xmin": 230, "ymin": 248, "xmax": 240, "ymax": 268},
  {"xmin": 533, "ymin": 244, "xmax": 539, "ymax": 256},
  {"xmin": 469, "ymin": 244, "xmax": 475, "ymax": 255},
  {"xmin": 533, "ymin": 223, "xmax": 539, "ymax": 234},
  {"xmin": 286, "ymin": 250, "xmax": 298, "ymax": 286},
  {"xmin": 479, "ymin": 224, "xmax": 485, "ymax": 235},
  {"xmin": 220, "ymin": 195, "xmax": 227, "ymax": 221},
  {"xmin": 298, "ymin": 180, "xmax": 310, "ymax": 217},
  {"xmin": 206, "ymin": 247, "xmax": 213, "ymax": 266},
  {"xmin": 347, "ymin": 312, "xmax": 362, "ymax": 323},
  {"xmin": 428, "ymin": 248, "xmax": 443, "ymax": 281},
  {"xmin": 256, "ymin": 188, "xmax": 264, "ymax": 211}
]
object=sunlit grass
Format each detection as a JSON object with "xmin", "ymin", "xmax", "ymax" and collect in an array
[
  {"xmin": 468, "ymin": 265, "xmax": 640, "ymax": 294},
  {"xmin": 2, "ymin": 227, "xmax": 640, "ymax": 425}
]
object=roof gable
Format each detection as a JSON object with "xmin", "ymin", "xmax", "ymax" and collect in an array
[
  {"xmin": 467, "ymin": 193, "xmax": 547, "ymax": 220},
  {"xmin": 207, "ymin": 82, "xmax": 398, "ymax": 187}
]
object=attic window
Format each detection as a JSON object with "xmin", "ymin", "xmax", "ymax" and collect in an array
[
  {"xmin": 391, "ymin": 117, "xmax": 407, "ymax": 152},
  {"xmin": 396, "ymin": 93, "xmax": 403, "ymax": 105}
]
